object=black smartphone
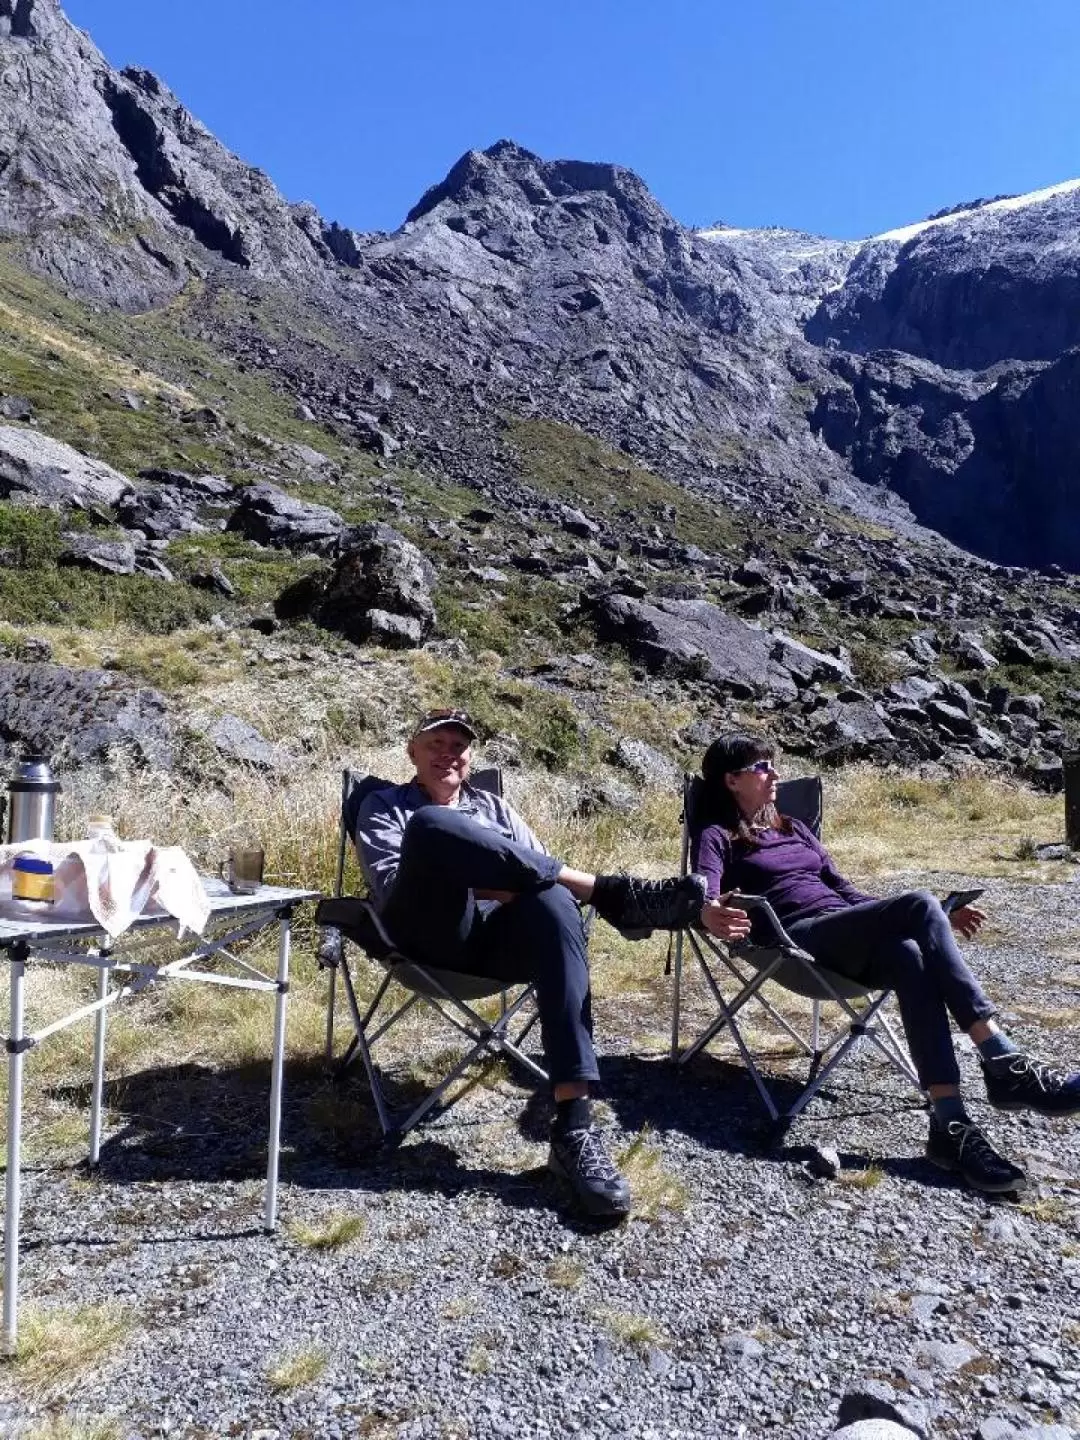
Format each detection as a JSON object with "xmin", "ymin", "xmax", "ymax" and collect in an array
[{"xmin": 942, "ymin": 888, "xmax": 985, "ymax": 914}]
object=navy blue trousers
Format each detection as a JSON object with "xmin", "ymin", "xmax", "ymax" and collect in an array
[
  {"xmin": 786, "ymin": 890, "xmax": 996, "ymax": 1088},
  {"xmin": 380, "ymin": 807, "xmax": 598, "ymax": 1087}
]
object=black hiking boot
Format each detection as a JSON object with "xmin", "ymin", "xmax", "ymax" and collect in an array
[
  {"xmin": 982, "ymin": 1054, "xmax": 1080, "ymax": 1117},
  {"xmin": 548, "ymin": 1125, "xmax": 632, "ymax": 1220},
  {"xmin": 926, "ymin": 1116, "xmax": 1027, "ymax": 1195},
  {"xmin": 592, "ymin": 873, "xmax": 708, "ymax": 940}
]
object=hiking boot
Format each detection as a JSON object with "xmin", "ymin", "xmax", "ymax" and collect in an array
[
  {"xmin": 548, "ymin": 1125, "xmax": 632, "ymax": 1219},
  {"xmin": 926, "ymin": 1116, "xmax": 1028, "ymax": 1195},
  {"xmin": 982, "ymin": 1054, "xmax": 1080, "ymax": 1116},
  {"xmin": 593, "ymin": 873, "xmax": 708, "ymax": 939}
]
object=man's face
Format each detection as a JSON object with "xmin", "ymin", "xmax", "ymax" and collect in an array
[{"xmin": 408, "ymin": 724, "xmax": 472, "ymax": 798}]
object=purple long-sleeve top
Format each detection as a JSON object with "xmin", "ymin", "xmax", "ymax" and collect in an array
[{"xmin": 692, "ymin": 819, "xmax": 876, "ymax": 928}]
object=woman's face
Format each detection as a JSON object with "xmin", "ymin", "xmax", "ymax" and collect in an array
[{"xmin": 724, "ymin": 756, "xmax": 779, "ymax": 817}]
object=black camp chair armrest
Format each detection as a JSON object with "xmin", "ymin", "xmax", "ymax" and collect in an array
[
  {"xmin": 728, "ymin": 894, "xmax": 799, "ymax": 950},
  {"xmin": 315, "ymin": 895, "xmax": 398, "ymax": 962}
]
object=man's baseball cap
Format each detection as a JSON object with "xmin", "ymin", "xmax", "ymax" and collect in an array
[{"xmin": 411, "ymin": 707, "xmax": 478, "ymax": 740}]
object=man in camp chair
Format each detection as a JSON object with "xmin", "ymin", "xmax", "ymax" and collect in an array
[{"xmin": 354, "ymin": 707, "xmax": 706, "ymax": 1219}]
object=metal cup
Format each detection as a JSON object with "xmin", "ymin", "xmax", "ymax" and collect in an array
[{"xmin": 222, "ymin": 846, "xmax": 265, "ymax": 895}]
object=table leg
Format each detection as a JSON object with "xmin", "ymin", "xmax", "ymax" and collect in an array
[
  {"xmin": 4, "ymin": 954, "xmax": 27, "ymax": 1356},
  {"xmin": 89, "ymin": 962, "xmax": 110, "ymax": 1167},
  {"xmin": 263, "ymin": 913, "xmax": 291, "ymax": 1233}
]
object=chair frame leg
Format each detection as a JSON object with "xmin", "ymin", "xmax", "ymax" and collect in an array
[
  {"xmin": 671, "ymin": 928, "xmax": 922, "ymax": 1123},
  {"xmin": 326, "ymin": 946, "xmax": 549, "ymax": 1138}
]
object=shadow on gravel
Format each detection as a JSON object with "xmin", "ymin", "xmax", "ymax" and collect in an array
[
  {"xmin": 42, "ymin": 1048, "xmax": 945, "ymax": 1218},
  {"xmin": 42, "ymin": 1056, "xmax": 582, "ymax": 1219}
]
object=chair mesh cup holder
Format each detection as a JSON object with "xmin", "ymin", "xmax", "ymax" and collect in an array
[
  {"xmin": 669, "ymin": 772, "xmax": 921, "ymax": 1126},
  {"xmin": 317, "ymin": 767, "xmax": 549, "ymax": 1139}
]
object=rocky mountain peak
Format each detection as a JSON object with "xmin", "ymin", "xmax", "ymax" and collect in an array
[
  {"xmin": 0, "ymin": 0, "xmax": 61, "ymax": 40},
  {"xmin": 406, "ymin": 138, "xmax": 675, "ymax": 240}
]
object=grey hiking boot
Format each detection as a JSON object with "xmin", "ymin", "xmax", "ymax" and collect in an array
[
  {"xmin": 926, "ymin": 1116, "xmax": 1027, "ymax": 1195},
  {"xmin": 593, "ymin": 872, "xmax": 708, "ymax": 940},
  {"xmin": 982, "ymin": 1054, "xmax": 1080, "ymax": 1116},
  {"xmin": 548, "ymin": 1125, "xmax": 632, "ymax": 1219}
]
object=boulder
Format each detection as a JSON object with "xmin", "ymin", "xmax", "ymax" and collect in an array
[
  {"xmin": 810, "ymin": 698, "xmax": 895, "ymax": 759},
  {"xmin": 310, "ymin": 523, "xmax": 436, "ymax": 648},
  {"xmin": 887, "ymin": 675, "xmax": 940, "ymax": 705},
  {"xmin": 0, "ymin": 395, "xmax": 33, "ymax": 421},
  {"xmin": 0, "ymin": 661, "xmax": 172, "ymax": 769},
  {"xmin": 116, "ymin": 485, "xmax": 205, "ymax": 540},
  {"xmin": 58, "ymin": 534, "xmax": 138, "ymax": 576},
  {"xmin": 927, "ymin": 699, "xmax": 978, "ymax": 737},
  {"xmin": 363, "ymin": 609, "xmax": 426, "ymax": 650},
  {"xmin": 0, "ymin": 425, "xmax": 131, "ymax": 509},
  {"xmin": 138, "ymin": 468, "xmax": 235, "ymax": 499},
  {"xmin": 585, "ymin": 593, "xmax": 798, "ymax": 700},
  {"xmin": 770, "ymin": 632, "xmax": 854, "ymax": 687},
  {"xmin": 836, "ymin": 1379, "xmax": 930, "ymax": 1439},
  {"xmin": 905, "ymin": 631, "xmax": 940, "ymax": 667},
  {"xmin": 608, "ymin": 737, "xmax": 681, "ymax": 790},
  {"xmin": 187, "ymin": 712, "xmax": 292, "ymax": 771},
  {"xmin": 952, "ymin": 630, "xmax": 999, "ymax": 670},
  {"xmin": 226, "ymin": 483, "xmax": 345, "ymax": 555}
]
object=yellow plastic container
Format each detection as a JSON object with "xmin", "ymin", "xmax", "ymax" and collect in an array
[{"xmin": 12, "ymin": 856, "xmax": 55, "ymax": 904}]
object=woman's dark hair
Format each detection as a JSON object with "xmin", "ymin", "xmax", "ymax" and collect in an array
[{"xmin": 698, "ymin": 731, "xmax": 789, "ymax": 844}]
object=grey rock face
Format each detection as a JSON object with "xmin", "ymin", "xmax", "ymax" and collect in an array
[
  {"xmin": 5, "ymin": 0, "xmax": 1080, "ymax": 583},
  {"xmin": 586, "ymin": 593, "xmax": 798, "ymax": 700},
  {"xmin": 807, "ymin": 184, "xmax": 1080, "ymax": 370},
  {"xmin": 608, "ymin": 736, "xmax": 681, "ymax": 790},
  {"xmin": 186, "ymin": 712, "xmax": 291, "ymax": 771},
  {"xmin": 309, "ymin": 523, "xmax": 436, "ymax": 649},
  {"xmin": 0, "ymin": 425, "xmax": 131, "ymax": 508},
  {"xmin": 0, "ymin": 394, "xmax": 33, "ymax": 420},
  {"xmin": 225, "ymin": 483, "xmax": 344, "ymax": 555},
  {"xmin": 0, "ymin": 659, "xmax": 172, "ymax": 767},
  {"xmin": 57, "ymin": 533, "xmax": 137, "ymax": 575}
]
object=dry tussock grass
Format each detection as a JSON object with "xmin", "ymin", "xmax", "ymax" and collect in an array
[
  {"xmin": 824, "ymin": 767, "xmax": 1067, "ymax": 880},
  {"xmin": 287, "ymin": 1211, "xmax": 367, "ymax": 1251},
  {"xmin": 10, "ymin": 1303, "xmax": 133, "ymax": 1400},
  {"xmin": 22, "ymin": 1419, "xmax": 123, "ymax": 1440},
  {"xmin": 266, "ymin": 1344, "xmax": 328, "ymax": 1392},
  {"xmin": 0, "ymin": 297, "xmax": 193, "ymax": 402},
  {"xmin": 593, "ymin": 1306, "xmax": 668, "ymax": 1349},
  {"xmin": 617, "ymin": 1127, "xmax": 690, "ymax": 1220},
  {"xmin": 545, "ymin": 1255, "xmax": 586, "ymax": 1290}
]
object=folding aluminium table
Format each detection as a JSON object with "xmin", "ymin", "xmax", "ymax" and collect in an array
[{"xmin": 0, "ymin": 877, "xmax": 319, "ymax": 1354}]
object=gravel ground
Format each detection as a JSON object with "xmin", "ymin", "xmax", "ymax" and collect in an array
[{"xmin": 3, "ymin": 876, "xmax": 1079, "ymax": 1440}]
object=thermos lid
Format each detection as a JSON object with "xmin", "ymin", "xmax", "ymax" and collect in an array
[{"xmin": 9, "ymin": 754, "xmax": 62, "ymax": 794}]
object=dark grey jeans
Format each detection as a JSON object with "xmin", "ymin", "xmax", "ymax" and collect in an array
[
  {"xmin": 380, "ymin": 806, "xmax": 598, "ymax": 1087},
  {"xmin": 786, "ymin": 890, "xmax": 996, "ymax": 1088}
]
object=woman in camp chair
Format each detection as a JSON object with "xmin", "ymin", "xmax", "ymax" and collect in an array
[{"xmin": 694, "ymin": 732, "xmax": 1080, "ymax": 1196}]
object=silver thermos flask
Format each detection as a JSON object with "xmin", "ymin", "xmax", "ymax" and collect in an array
[{"xmin": 5, "ymin": 754, "xmax": 62, "ymax": 843}]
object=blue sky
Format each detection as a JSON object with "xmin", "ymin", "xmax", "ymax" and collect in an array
[{"xmin": 65, "ymin": 0, "xmax": 1080, "ymax": 240}]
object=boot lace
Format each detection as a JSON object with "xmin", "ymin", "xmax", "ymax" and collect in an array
[
  {"xmin": 948, "ymin": 1119, "xmax": 1004, "ymax": 1169},
  {"xmin": 561, "ymin": 1127, "xmax": 620, "ymax": 1184},
  {"xmin": 1004, "ymin": 1056, "xmax": 1068, "ymax": 1092}
]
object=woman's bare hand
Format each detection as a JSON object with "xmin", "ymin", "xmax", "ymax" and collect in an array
[
  {"xmin": 700, "ymin": 894, "xmax": 753, "ymax": 942},
  {"xmin": 949, "ymin": 903, "xmax": 986, "ymax": 940}
]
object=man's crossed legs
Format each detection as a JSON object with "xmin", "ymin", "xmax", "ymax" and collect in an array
[{"xmin": 381, "ymin": 806, "xmax": 705, "ymax": 1218}]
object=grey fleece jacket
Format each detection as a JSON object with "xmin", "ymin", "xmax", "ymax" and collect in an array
[{"xmin": 354, "ymin": 779, "xmax": 546, "ymax": 910}]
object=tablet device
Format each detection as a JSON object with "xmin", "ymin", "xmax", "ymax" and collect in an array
[{"xmin": 942, "ymin": 888, "xmax": 985, "ymax": 914}]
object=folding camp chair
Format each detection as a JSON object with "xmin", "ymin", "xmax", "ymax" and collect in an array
[
  {"xmin": 316, "ymin": 767, "xmax": 548, "ymax": 1138},
  {"xmin": 669, "ymin": 773, "xmax": 920, "ymax": 1124}
]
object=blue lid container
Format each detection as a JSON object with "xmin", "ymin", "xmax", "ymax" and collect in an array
[{"xmin": 13, "ymin": 856, "xmax": 53, "ymax": 875}]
